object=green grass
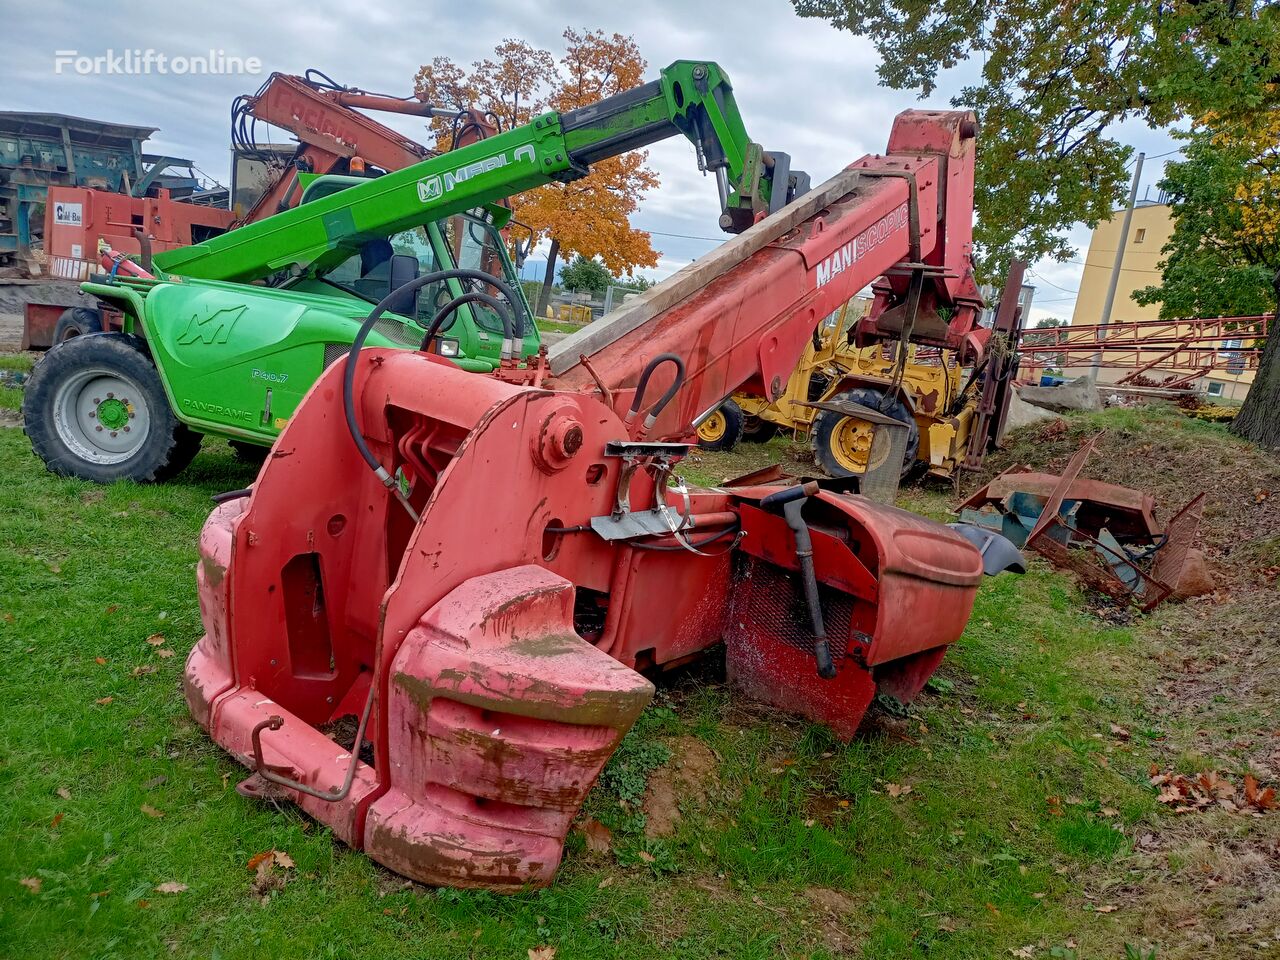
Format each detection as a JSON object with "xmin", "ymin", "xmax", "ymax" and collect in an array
[{"xmin": 0, "ymin": 426, "xmax": 1178, "ymax": 959}]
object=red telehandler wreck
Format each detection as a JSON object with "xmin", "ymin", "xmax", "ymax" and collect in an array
[{"xmin": 184, "ymin": 92, "xmax": 1020, "ymax": 890}]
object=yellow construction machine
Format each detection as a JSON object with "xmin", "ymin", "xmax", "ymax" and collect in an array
[{"xmin": 697, "ymin": 273, "xmax": 1026, "ymax": 481}]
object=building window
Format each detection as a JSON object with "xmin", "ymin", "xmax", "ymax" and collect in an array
[
  {"xmin": 1207, "ymin": 381, "xmax": 1225, "ymax": 397},
  {"xmin": 1134, "ymin": 228, "xmax": 1147, "ymax": 243}
]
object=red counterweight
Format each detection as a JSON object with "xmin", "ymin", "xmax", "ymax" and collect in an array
[{"xmin": 185, "ymin": 109, "xmax": 996, "ymax": 890}]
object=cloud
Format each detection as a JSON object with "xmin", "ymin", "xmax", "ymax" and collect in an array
[{"xmin": 8, "ymin": 0, "xmax": 1185, "ymax": 318}]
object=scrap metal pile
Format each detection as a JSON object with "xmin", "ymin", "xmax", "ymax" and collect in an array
[{"xmin": 958, "ymin": 433, "xmax": 1207, "ymax": 610}]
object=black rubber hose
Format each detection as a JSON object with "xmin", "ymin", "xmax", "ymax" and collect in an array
[
  {"xmin": 627, "ymin": 353, "xmax": 686, "ymax": 430},
  {"xmin": 419, "ymin": 291, "xmax": 514, "ymax": 353},
  {"xmin": 342, "ymin": 268, "xmax": 522, "ymax": 516},
  {"xmin": 211, "ymin": 487, "xmax": 252, "ymax": 504}
]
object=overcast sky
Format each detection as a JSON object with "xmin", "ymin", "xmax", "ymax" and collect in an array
[{"xmin": 8, "ymin": 0, "xmax": 1184, "ymax": 323}]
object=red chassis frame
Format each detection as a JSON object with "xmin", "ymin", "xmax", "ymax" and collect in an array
[{"xmin": 186, "ymin": 110, "xmax": 992, "ymax": 890}]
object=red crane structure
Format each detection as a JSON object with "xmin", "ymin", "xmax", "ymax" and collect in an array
[
  {"xmin": 1019, "ymin": 315, "xmax": 1269, "ymax": 389},
  {"xmin": 184, "ymin": 109, "xmax": 1018, "ymax": 890}
]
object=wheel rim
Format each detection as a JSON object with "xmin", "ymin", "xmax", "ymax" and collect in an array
[
  {"xmin": 698, "ymin": 410, "xmax": 727, "ymax": 444},
  {"xmin": 51, "ymin": 367, "xmax": 152, "ymax": 465},
  {"xmin": 829, "ymin": 416, "xmax": 887, "ymax": 474}
]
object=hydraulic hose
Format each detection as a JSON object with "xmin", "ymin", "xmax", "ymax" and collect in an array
[
  {"xmin": 760, "ymin": 481, "xmax": 836, "ymax": 679},
  {"xmin": 625, "ymin": 353, "xmax": 686, "ymax": 437},
  {"xmin": 419, "ymin": 291, "xmax": 514, "ymax": 355},
  {"xmin": 342, "ymin": 268, "xmax": 523, "ymax": 521}
]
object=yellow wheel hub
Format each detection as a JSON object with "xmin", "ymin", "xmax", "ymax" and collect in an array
[
  {"xmin": 698, "ymin": 410, "xmax": 728, "ymax": 444},
  {"xmin": 829, "ymin": 416, "xmax": 889, "ymax": 473}
]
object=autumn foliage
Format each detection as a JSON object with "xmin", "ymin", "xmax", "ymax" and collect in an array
[{"xmin": 413, "ymin": 30, "xmax": 660, "ymax": 281}]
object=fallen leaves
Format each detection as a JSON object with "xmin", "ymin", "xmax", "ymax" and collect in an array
[
  {"xmin": 95, "ymin": 697, "xmax": 113, "ymax": 706},
  {"xmin": 131, "ymin": 665, "xmax": 157, "ymax": 677},
  {"xmin": 247, "ymin": 850, "xmax": 295, "ymax": 901},
  {"xmin": 140, "ymin": 804, "xmax": 165, "ymax": 819},
  {"xmin": 576, "ymin": 818, "xmax": 612, "ymax": 856},
  {"xmin": 528, "ymin": 948, "xmax": 557, "ymax": 960},
  {"xmin": 885, "ymin": 782, "xmax": 913, "ymax": 798},
  {"xmin": 1244, "ymin": 773, "xmax": 1278, "ymax": 811},
  {"xmin": 94, "ymin": 657, "xmax": 107, "ymax": 666},
  {"xmin": 1046, "ymin": 795, "xmax": 1064, "ymax": 817},
  {"xmin": 154, "ymin": 882, "xmax": 188, "ymax": 894},
  {"xmin": 155, "ymin": 648, "xmax": 175, "ymax": 658},
  {"xmin": 50, "ymin": 813, "xmax": 64, "ymax": 829},
  {"xmin": 1093, "ymin": 903, "xmax": 1120, "ymax": 913},
  {"xmin": 20, "ymin": 876, "xmax": 41, "ymax": 893},
  {"xmin": 56, "ymin": 787, "xmax": 71, "ymax": 800},
  {"xmin": 1150, "ymin": 767, "xmax": 1276, "ymax": 815},
  {"xmin": 1108, "ymin": 722, "xmax": 1131, "ymax": 741},
  {"xmin": 145, "ymin": 634, "xmax": 165, "ymax": 646}
]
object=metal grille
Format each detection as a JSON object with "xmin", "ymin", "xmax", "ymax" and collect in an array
[
  {"xmin": 860, "ymin": 420, "xmax": 910, "ymax": 504},
  {"xmin": 1151, "ymin": 493, "xmax": 1206, "ymax": 589},
  {"xmin": 323, "ymin": 343, "xmax": 349, "ymax": 369},
  {"xmin": 372, "ymin": 316, "xmax": 423, "ymax": 347},
  {"xmin": 733, "ymin": 559, "xmax": 856, "ymax": 662}
]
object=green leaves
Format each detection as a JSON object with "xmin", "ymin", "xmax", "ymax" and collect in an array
[
  {"xmin": 1134, "ymin": 125, "xmax": 1280, "ymax": 318},
  {"xmin": 793, "ymin": 0, "xmax": 1280, "ymax": 279}
]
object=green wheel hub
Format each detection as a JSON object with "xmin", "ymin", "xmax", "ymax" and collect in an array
[{"xmin": 95, "ymin": 397, "xmax": 130, "ymax": 430}]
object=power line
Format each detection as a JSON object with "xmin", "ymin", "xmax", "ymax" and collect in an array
[
  {"xmin": 642, "ymin": 228, "xmax": 724, "ymax": 243},
  {"xmin": 1028, "ymin": 270, "xmax": 1079, "ymax": 294}
]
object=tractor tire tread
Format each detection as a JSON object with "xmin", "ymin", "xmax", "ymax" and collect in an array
[{"xmin": 22, "ymin": 333, "xmax": 202, "ymax": 484}]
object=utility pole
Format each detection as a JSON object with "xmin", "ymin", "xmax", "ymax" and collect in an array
[{"xmin": 1091, "ymin": 152, "xmax": 1144, "ymax": 381}]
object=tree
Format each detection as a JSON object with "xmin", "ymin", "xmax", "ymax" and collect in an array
[
  {"xmin": 414, "ymin": 30, "xmax": 660, "ymax": 315},
  {"xmin": 792, "ymin": 0, "xmax": 1280, "ymax": 279},
  {"xmin": 1133, "ymin": 114, "xmax": 1280, "ymax": 446},
  {"xmin": 559, "ymin": 255, "xmax": 612, "ymax": 296},
  {"xmin": 1134, "ymin": 127, "xmax": 1278, "ymax": 318}
]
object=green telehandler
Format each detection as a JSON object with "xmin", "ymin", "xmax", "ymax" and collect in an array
[{"xmin": 21, "ymin": 60, "xmax": 807, "ymax": 483}]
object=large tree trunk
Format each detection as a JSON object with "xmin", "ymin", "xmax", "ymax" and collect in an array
[
  {"xmin": 536, "ymin": 239, "xmax": 560, "ymax": 320},
  {"xmin": 1230, "ymin": 268, "xmax": 1280, "ymax": 449}
]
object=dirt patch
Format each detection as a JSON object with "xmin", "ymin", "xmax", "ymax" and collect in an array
[
  {"xmin": 805, "ymin": 886, "xmax": 858, "ymax": 915},
  {"xmin": 642, "ymin": 736, "xmax": 719, "ymax": 838},
  {"xmin": 803, "ymin": 888, "xmax": 861, "ymax": 955}
]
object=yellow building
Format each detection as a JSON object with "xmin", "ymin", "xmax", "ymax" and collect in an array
[{"xmin": 1067, "ymin": 202, "xmax": 1257, "ymax": 401}]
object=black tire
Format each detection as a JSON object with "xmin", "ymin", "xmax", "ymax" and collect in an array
[
  {"xmin": 229, "ymin": 440, "xmax": 270, "ymax": 465},
  {"xmin": 22, "ymin": 333, "xmax": 202, "ymax": 483},
  {"xmin": 811, "ymin": 386, "xmax": 920, "ymax": 479},
  {"xmin": 53, "ymin": 306, "xmax": 104, "ymax": 343},
  {"xmin": 696, "ymin": 399, "xmax": 746, "ymax": 451},
  {"xmin": 741, "ymin": 416, "xmax": 778, "ymax": 443}
]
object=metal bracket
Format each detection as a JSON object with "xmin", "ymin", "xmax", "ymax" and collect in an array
[{"xmin": 590, "ymin": 441, "xmax": 694, "ymax": 542}]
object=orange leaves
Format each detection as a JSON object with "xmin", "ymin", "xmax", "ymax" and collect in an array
[
  {"xmin": 1150, "ymin": 767, "xmax": 1276, "ymax": 815},
  {"xmin": 154, "ymin": 881, "xmax": 188, "ymax": 894},
  {"xmin": 247, "ymin": 850, "xmax": 295, "ymax": 901},
  {"xmin": 412, "ymin": 29, "xmax": 660, "ymax": 277},
  {"xmin": 1244, "ymin": 773, "xmax": 1278, "ymax": 811}
]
